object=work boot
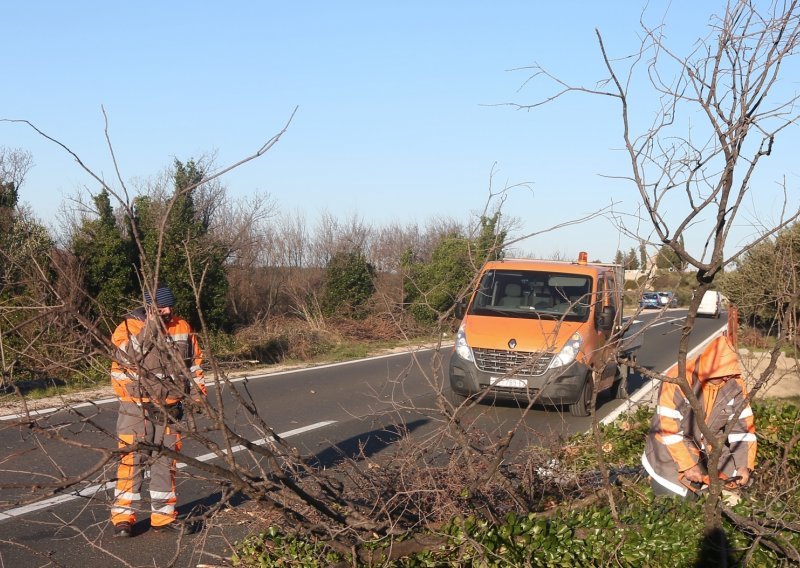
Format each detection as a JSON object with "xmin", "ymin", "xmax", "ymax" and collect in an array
[{"xmin": 113, "ymin": 521, "xmax": 133, "ymax": 538}]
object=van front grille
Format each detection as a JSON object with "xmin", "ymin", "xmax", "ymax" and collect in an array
[{"xmin": 473, "ymin": 348, "xmax": 553, "ymax": 376}]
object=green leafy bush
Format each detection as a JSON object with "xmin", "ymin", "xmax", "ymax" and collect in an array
[
  {"xmin": 321, "ymin": 251, "xmax": 376, "ymax": 319},
  {"xmin": 232, "ymin": 526, "xmax": 343, "ymax": 567}
]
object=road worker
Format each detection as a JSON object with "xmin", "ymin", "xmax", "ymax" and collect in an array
[
  {"xmin": 109, "ymin": 285, "xmax": 206, "ymax": 537},
  {"xmin": 642, "ymin": 334, "xmax": 756, "ymax": 498}
]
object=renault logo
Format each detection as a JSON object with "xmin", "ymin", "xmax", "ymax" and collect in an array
[{"xmin": 508, "ymin": 339, "xmax": 517, "ymax": 349}]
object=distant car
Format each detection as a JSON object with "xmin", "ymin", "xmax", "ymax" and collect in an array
[
  {"xmin": 697, "ymin": 290, "xmax": 721, "ymax": 318},
  {"xmin": 639, "ymin": 292, "xmax": 661, "ymax": 309},
  {"xmin": 657, "ymin": 291, "xmax": 678, "ymax": 308}
]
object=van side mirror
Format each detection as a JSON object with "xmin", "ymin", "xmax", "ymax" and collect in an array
[
  {"xmin": 597, "ymin": 305, "xmax": 615, "ymax": 331},
  {"xmin": 454, "ymin": 300, "xmax": 467, "ymax": 320}
]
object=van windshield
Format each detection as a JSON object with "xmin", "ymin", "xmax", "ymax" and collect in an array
[{"xmin": 468, "ymin": 269, "xmax": 593, "ymax": 322}]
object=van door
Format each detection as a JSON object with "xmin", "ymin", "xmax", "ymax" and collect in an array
[{"xmin": 596, "ymin": 272, "xmax": 619, "ymax": 390}]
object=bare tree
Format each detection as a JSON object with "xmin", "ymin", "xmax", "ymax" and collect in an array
[
  {"xmin": 214, "ymin": 192, "xmax": 279, "ymax": 324},
  {"xmin": 510, "ymin": 0, "xmax": 800, "ymax": 552},
  {"xmin": 0, "ymin": 147, "xmax": 33, "ymax": 196}
]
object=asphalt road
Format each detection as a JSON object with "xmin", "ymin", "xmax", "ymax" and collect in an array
[{"xmin": 0, "ymin": 309, "xmax": 726, "ymax": 567}]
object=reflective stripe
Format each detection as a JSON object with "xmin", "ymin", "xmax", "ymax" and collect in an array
[
  {"xmin": 111, "ymin": 506, "xmax": 134, "ymax": 515},
  {"xmin": 641, "ymin": 453, "xmax": 688, "ymax": 498},
  {"xmin": 114, "ymin": 491, "xmax": 141, "ymax": 501},
  {"xmin": 656, "ymin": 405, "xmax": 683, "ymax": 420},
  {"xmin": 150, "ymin": 490, "xmax": 175, "ymax": 500},
  {"xmin": 738, "ymin": 407, "xmax": 753, "ymax": 419},
  {"xmin": 660, "ymin": 433, "xmax": 685, "ymax": 445},
  {"xmin": 728, "ymin": 433, "xmax": 757, "ymax": 443},
  {"xmin": 111, "ymin": 371, "xmax": 134, "ymax": 380},
  {"xmin": 171, "ymin": 333, "xmax": 190, "ymax": 341},
  {"xmin": 190, "ymin": 365, "xmax": 202, "ymax": 373},
  {"xmin": 152, "ymin": 504, "xmax": 174, "ymax": 514}
]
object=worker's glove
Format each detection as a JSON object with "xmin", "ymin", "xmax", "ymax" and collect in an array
[
  {"xmin": 681, "ymin": 464, "xmax": 706, "ymax": 484},
  {"xmin": 736, "ymin": 468, "xmax": 751, "ymax": 488}
]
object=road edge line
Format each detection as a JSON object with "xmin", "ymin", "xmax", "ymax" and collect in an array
[
  {"xmin": 600, "ymin": 323, "xmax": 729, "ymax": 426},
  {"xmin": 0, "ymin": 420, "xmax": 337, "ymax": 522},
  {"xmin": 0, "ymin": 347, "xmax": 443, "ymax": 422}
]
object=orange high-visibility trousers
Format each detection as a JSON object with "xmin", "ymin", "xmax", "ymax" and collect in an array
[{"xmin": 111, "ymin": 402, "xmax": 181, "ymax": 527}]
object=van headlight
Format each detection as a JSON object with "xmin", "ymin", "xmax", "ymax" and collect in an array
[
  {"xmin": 454, "ymin": 323, "xmax": 474, "ymax": 362},
  {"xmin": 548, "ymin": 333, "xmax": 583, "ymax": 369}
]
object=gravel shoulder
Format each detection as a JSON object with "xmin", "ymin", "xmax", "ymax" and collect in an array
[{"xmin": 739, "ymin": 348, "xmax": 800, "ymax": 399}]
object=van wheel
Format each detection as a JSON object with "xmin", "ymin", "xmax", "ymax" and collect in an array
[{"xmin": 569, "ymin": 376, "xmax": 592, "ymax": 417}]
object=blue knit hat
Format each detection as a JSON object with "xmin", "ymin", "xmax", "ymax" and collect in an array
[{"xmin": 144, "ymin": 286, "xmax": 176, "ymax": 308}]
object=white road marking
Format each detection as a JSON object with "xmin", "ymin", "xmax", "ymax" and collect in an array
[
  {"xmin": 0, "ymin": 398, "xmax": 119, "ymax": 422},
  {"xmin": 0, "ymin": 420, "xmax": 337, "ymax": 522},
  {"xmin": 186, "ymin": 420, "xmax": 336, "ymax": 464},
  {"xmin": 0, "ymin": 348, "xmax": 437, "ymax": 422},
  {"xmin": 645, "ymin": 316, "xmax": 686, "ymax": 329},
  {"xmin": 226, "ymin": 347, "xmax": 437, "ymax": 384}
]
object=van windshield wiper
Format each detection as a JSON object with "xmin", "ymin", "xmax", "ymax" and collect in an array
[
  {"xmin": 470, "ymin": 306, "xmax": 516, "ymax": 315},
  {"xmin": 470, "ymin": 306, "xmax": 560, "ymax": 319}
]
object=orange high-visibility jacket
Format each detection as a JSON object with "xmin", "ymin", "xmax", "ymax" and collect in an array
[
  {"xmin": 110, "ymin": 308, "xmax": 206, "ymax": 404},
  {"xmin": 642, "ymin": 335, "xmax": 757, "ymax": 497}
]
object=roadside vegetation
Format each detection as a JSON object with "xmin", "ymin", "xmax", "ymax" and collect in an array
[
  {"xmin": 0, "ymin": 144, "xmax": 513, "ymax": 395},
  {"xmin": 232, "ymin": 400, "xmax": 800, "ymax": 567}
]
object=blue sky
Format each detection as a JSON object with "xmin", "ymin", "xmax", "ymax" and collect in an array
[{"xmin": 3, "ymin": 2, "xmax": 799, "ymax": 263}]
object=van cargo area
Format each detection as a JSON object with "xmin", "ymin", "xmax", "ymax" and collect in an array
[{"xmin": 697, "ymin": 290, "xmax": 721, "ymax": 318}]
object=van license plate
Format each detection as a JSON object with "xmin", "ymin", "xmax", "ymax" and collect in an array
[{"xmin": 490, "ymin": 377, "xmax": 527, "ymax": 388}]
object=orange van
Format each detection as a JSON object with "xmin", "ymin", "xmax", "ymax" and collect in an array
[{"xmin": 448, "ymin": 252, "xmax": 639, "ymax": 416}]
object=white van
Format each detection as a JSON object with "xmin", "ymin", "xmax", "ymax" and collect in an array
[{"xmin": 697, "ymin": 290, "xmax": 721, "ymax": 318}]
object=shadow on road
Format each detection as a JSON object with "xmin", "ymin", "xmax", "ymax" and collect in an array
[
  {"xmin": 173, "ymin": 419, "xmax": 432, "ymax": 526},
  {"xmin": 307, "ymin": 419, "xmax": 430, "ymax": 469}
]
